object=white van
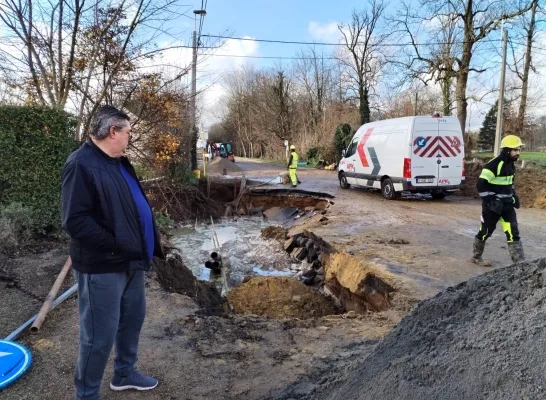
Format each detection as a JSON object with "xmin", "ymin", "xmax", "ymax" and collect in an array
[{"xmin": 338, "ymin": 114, "xmax": 465, "ymax": 200}]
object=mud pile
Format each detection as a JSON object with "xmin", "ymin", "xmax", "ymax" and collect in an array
[
  {"xmin": 312, "ymin": 258, "xmax": 546, "ymax": 400},
  {"xmin": 534, "ymin": 189, "xmax": 546, "ymax": 208},
  {"xmin": 206, "ymin": 157, "xmax": 243, "ymax": 174},
  {"xmin": 153, "ymin": 252, "xmax": 223, "ymax": 312},
  {"xmin": 261, "ymin": 226, "xmax": 288, "ymax": 240},
  {"xmin": 516, "ymin": 167, "xmax": 546, "ymax": 209},
  {"xmin": 325, "ymin": 253, "xmax": 396, "ymax": 313},
  {"xmin": 227, "ymin": 276, "xmax": 339, "ymax": 319}
]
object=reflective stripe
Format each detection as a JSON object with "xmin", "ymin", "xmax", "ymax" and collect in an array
[
  {"xmin": 500, "ymin": 217, "xmax": 514, "ymax": 242},
  {"xmin": 479, "ymin": 192, "xmax": 495, "ymax": 197},
  {"xmin": 479, "ymin": 169, "xmax": 495, "ymax": 181},
  {"xmin": 495, "ymin": 194, "xmax": 513, "ymax": 198},
  {"xmin": 497, "ymin": 161, "xmax": 504, "ymax": 176},
  {"xmin": 490, "ymin": 175, "xmax": 513, "ymax": 185}
]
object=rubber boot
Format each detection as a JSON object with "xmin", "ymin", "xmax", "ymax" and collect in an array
[
  {"xmin": 471, "ymin": 238, "xmax": 492, "ymax": 267},
  {"xmin": 507, "ymin": 241, "xmax": 525, "ymax": 263}
]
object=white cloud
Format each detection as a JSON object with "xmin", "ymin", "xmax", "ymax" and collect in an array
[
  {"xmin": 308, "ymin": 21, "xmax": 341, "ymax": 42},
  {"xmin": 194, "ymin": 36, "xmax": 260, "ymax": 128}
]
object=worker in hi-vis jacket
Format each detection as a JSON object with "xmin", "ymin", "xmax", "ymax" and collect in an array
[
  {"xmin": 287, "ymin": 144, "xmax": 300, "ymax": 188},
  {"xmin": 472, "ymin": 134, "xmax": 525, "ymax": 266}
]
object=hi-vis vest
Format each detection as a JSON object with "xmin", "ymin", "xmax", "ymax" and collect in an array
[
  {"xmin": 290, "ymin": 152, "xmax": 299, "ymax": 169},
  {"xmin": 478, "ymin": 158, "xmax": 515, "ymax": 198}
]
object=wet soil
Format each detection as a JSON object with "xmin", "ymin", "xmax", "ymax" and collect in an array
[
  {"xmin": 2, "ymin": 158, "xmax": 545, "ymax": 399},
  {"xmin": 3, "ymin": 277, "xmax": 396, "ymax": 400}
]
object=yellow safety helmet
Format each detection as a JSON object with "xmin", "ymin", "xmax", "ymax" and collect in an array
[
  {"xmin": 500, "ymin": 135, "xmax": 523, "ymax": 149},
  {"xmin": 290, "ymin": 145, "xmax": 296, "ymax": 150}
]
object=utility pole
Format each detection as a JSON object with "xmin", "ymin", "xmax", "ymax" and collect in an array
[
  {"xmin": 190, "ymin": 9, "xmax": 206, "ymax": 171},
  {"xmin": 494, "ymin": 29, "xmax": 508, "ymax": 157},
  {"xmin": 414, "ymin": 92, "xmax": 418, "ymax": 115}
]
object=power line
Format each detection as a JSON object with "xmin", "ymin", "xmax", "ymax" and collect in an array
[
  {"xmin": 202, "ymin": 34, "xmax": 508, "ymax": 48},
  {"xmin": 200, "ymin": 53, "xmax": 339, "ymax": 60},
  {"xmin": 197, "ymin": 0, "xmax": 208, "ymax": 46}
]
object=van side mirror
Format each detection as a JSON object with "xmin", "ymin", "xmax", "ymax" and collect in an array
[{"xmin": 341, "ymin": 149, "xmax": 346, "ymax": 157}]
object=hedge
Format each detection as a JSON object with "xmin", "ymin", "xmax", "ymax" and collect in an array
[{"xmin": 0, "ymin": 105, "xmax": 79, "ymax": 232}]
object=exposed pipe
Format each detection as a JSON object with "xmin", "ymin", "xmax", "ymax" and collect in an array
[
  {"xmin": 4, "ymin": 283, "xmax": 78, "ymax": 341},
  {"xmin": 30, "ymin": 256, "xmax": 72, "ymax": 333}
]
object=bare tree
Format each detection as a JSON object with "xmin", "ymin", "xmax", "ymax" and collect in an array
[
  {"xmin": 337, "ymin": 0, "xmax": 388, "ymax": 125},
  {"xmin": 261, "ymin": 69, "xmax": 295, "ymax": 142},
  {"xmin": 0, "ymin": 0, "xmax": 191, "ymax": 134},
  {"xmin": 396, "ymin": 0, "xmax": 534, "ymax": 143},
  {"xmin": 0, "ymin": 0, "xmax": 87, "ymax": 108},
  {"xmin": 508, "ymin": 0, "xmax": 541, "ymax": 137},
  {"xmin": 293, "ymin": 48, "xmax": 334, "ymax": 133}
]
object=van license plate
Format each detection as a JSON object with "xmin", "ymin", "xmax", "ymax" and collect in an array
[{"xmin": 416, "ymin": 178, "xmax": 434, "ymax": 183}]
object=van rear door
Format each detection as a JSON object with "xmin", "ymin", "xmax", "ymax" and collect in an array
[
  {"xmin": 411, "ymin": 117, "xmax": 440, "ymax": 187},
  {"xmin": 436, "ymin": 118, "xmax": 463, "ymax": 186},
  {"xmin": 411, "ymin": 116, "xmax": 464, "ymax": 188}
]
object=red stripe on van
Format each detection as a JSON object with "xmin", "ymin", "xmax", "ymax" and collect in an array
[{"xmin": 438, "ymin": 136, "xmax": 457, "ymax": 157}]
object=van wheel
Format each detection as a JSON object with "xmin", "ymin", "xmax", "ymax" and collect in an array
[
  {"xmin": 431, "ymin": 191, "xmax": 445, "ymax": 200},
  {"xmin": 381, "ymin": 178, "xmax": 399, "ymax": 200},
  {"xmin": 339, "ymin": 172, "xmax": 350, "ymax": 189}
]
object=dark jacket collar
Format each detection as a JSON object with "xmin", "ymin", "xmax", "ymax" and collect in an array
[{"xmin": 86, "ymin": 138, "xmax": 121, "ymax": 165}]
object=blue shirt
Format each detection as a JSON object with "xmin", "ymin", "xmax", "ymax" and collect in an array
[{"xmin": 120, "ymin": 164, "xmax": 154, "ymax": 261}]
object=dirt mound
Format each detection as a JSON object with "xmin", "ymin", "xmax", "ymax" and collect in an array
[
  {"xmin": 325, "ymin": 253, "xmax": 396, "ymax": 313},
  {"xmin": 227, "ymin": 276, "xmax": 339, "ymax": 319},
  {"xmin": 206, "ymin": 157, "xmax": 243, "ymax": 174},
  {"xmin": 534, "ymin": 189, "xmax": 546, "ymax": 209},
  {"xmin": 312, "ymin": 257, "xmax": 546, "ymax": 400},
  {"xmin": 261, "ymin": 226, "xmax": 288, "ymax": 240},
  {"xmin": 153, "ymin": 252, "xmax": 223, "ymax": 313},
  {"xmin": 516, "ymin": 167, "xmax": 546, "ymax": 208}
]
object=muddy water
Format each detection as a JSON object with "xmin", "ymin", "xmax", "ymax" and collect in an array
[{"xmin": 170, "ymin": 217, "xmax": 299, "ymax": 290}]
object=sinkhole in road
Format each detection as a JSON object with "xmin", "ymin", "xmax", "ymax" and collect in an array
[{"xmin": 158, "ymin": 189, "xmax": 395, "ymax": 318}]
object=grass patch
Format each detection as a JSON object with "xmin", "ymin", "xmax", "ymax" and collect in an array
[{"xmin": 473, "ymin": 151, "xmax": 546, "ymax": 161}]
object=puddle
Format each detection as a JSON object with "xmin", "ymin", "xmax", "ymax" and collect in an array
[
  {"xmin": 247, "ymin": 177, "xmax": 282, "ymax": 185},
  {"xmin": 170, "ymin": 217, "xmax": 299, "ymax": 290},
  {"xmin": 252, "ymin": 266, "xmax": 293, "ymax": 277}
]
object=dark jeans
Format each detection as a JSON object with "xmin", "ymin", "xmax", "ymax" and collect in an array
[{"xmin": 74, "ymin": 270, "xmax": 146, "ymax": 400}]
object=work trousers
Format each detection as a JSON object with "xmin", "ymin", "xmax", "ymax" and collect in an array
[
  {"xmin": 74, "ymin": 270, "xmax": 146, "ymax": 400},
  {"xmin": 289, "ymin": 167, "xmax": 298, "ymax": 185},
  {"xmin": 476, "ymin": 202, "xmax": 520, "ymax": 243}
]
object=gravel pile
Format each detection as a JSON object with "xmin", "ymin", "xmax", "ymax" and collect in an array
[{"xmin": 312, "ymin": 258, "xmax": 546, "ymax": 400}]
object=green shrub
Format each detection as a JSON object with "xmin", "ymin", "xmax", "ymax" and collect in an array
[
  {"xmin": 154, "ymin": 210, "xmax": 174, "ymax": 232},
  {"xmin": 166, "ymin": 161, "xmax": 197, "ymax": 185},
  {"xmin": 306, "ymin": 146, "xmax": 321, "ymax": 160},
  {"xmin": 0, "ymin": 202, "xmax": 33, "ymax": 249},
  {"xmin": 0, "ymin": 105, "xmax": 78, "ymax": 232},
  {"xmin": 334, "ymin": 123, "xmax": 354, "ymax": 157}
]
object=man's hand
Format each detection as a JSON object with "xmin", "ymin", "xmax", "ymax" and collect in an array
[{"xmin": 513, "ymin": 194, "xmax": 520, "ymax": 209}]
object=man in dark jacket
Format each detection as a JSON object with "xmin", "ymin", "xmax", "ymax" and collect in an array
[
  {"xmin": 61, "ymin": 105, "xmax": 165, "ymax": 400},
  {"xmin": 471, "ymin": 134, "xmax": 524, "ymax": 266}
]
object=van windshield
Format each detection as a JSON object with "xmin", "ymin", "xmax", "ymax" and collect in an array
[{"xmin": 346, "ymin": 139, "xmax": 359, "ymax": 157}]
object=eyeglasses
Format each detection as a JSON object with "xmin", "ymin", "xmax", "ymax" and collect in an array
[{"xmin": 114, "ymin": 125, "xmax": 132, "ymax": 136}]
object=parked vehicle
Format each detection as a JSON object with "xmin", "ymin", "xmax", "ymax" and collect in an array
[
  {"xmin": 338, "ymin": 114, "xmax": 465, "ymax": 200},
  {"xmin": 216, "ymin": 142, "xmax": 235, "ymax": 162}
]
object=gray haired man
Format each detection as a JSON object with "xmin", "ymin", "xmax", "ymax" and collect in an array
[{"xmin": 61, "ymin": 105, "xmax": 164, "ymax": 400}]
